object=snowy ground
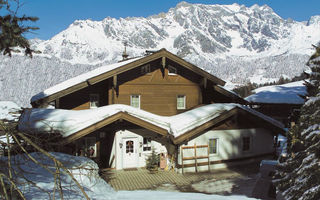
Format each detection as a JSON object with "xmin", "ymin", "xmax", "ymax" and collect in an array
[{"xmin": 0, "ymin": 152, "xmax": 257, "ymax": 200}]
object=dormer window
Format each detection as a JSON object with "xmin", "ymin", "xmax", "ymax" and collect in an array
[
  {"xmin": 168, "ymin": 65, "xmax": 177, "ymax": 75},
  {"xmin": 90, "ymin": 94, "xmax": 99, "ymax": 108},
  {"xmin": 141, "ymin": 64, "xmax": 151, "ymax": 74}
]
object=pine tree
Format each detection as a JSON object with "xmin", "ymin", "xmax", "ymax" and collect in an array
[
  {"xmin": 0, "ymin": 0, "xmax": 38, "ymax": 57},
  {"xmin": 274, "ymin": 44, "xmax": 320, "ymax": 200},
  {"xmin": 146, "ymin": 148, "xmax": 159, "ymax": 172}
]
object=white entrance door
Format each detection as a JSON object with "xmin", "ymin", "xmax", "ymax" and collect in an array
[{"xmin": 122, "ymin": 137, "xmax": 138, "ymax": 169}]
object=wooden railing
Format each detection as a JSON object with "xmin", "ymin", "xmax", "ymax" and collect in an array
[{"xmin": 181, "ymin": 143, "xmax": 210, "ymax": 173}]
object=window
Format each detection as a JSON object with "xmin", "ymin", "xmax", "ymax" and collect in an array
[
  {"xmin": 168, "ymin": 65, "xmax": 177, "ymax": 75},
  {"xmin": 130, "ymin": 95, "xmax": 140, "ymax": 109},
  {"xmin": 85, "ymin": 137, "xmax": 96, "ymax": 157},
  {"xmin": 141, "ymin": 64, "xmax": 151, "ymax": 74},
  {"xmin": 209, "ymin": 138, "xmax": 218, "ymax": 154},
  {"xmin": 126, "ymin": 140, "xmax": 134, "ymax": 153},
  {"xmin": 177, "ymin": 95, "xmax": 186, "ymax": 110},
  {"xmin": 242, "ymin": 137, "xmax": 251, "ymax": 151},
  {"xmin": 90, "ymin": 94, "xmax": 99, "ymax": 108},
  {"xmin": 143, "ymin": 137, "xmax": 151, "ymax": 151}
]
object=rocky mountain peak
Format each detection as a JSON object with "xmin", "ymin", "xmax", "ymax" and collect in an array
[{"xmin": 307, "ymin": 15, "xmax": 320, "ymax": 25}]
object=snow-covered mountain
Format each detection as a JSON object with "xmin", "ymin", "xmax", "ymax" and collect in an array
[
  {"xmin": 35, "ymin": 2, "xmax": 320, "ymax": 64},
  {"xmin": 1, "ymin": 2, "xmax": 320, "ymax": 107}
]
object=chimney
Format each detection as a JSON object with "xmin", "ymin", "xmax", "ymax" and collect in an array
[{"xmin": 122, "ymin": 41, "xmax": 129, "ymax": 60}]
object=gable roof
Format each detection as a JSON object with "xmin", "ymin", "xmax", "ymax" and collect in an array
[
  {"xmin": 31, "ymin": 49, "xmax": 226, "ymax": 106},
  {"xmin": 18, "ymin": 103, "xmax": 285, "ymax": 145}
]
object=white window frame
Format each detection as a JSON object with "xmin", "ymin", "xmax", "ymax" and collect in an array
[
  {"xmin": 242, "ymin": 136, "xmax": 251, "ymax": 152},
  {"xmin": 130, "ymin": 94, "xmax": 140, "ymax": 109},
  {"xmin": 209, "ymin": 138, "xmax": 218, "ymax": 154},
  {"xmin": 143, "ymin": 137, "xmax": 152, "ymax": 152},
  {"xmin": 168, "ymin": 65, "xmax": 177, "ymax": 75},
  {"xmin": 89, "ymin": 94, "xmax": 99, "ymax": 108},
  {"xmin": 85, "ymin": 137, "xmax": 97, "ymax": 157},
  {"xmin": 177, "ymin": 95, "xmax": 186, "ymax": 110}
]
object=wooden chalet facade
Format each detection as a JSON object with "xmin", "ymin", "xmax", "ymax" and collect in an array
[
  {"xmin": 24, "ymin": 49, "xmax": 284, "ymax": 172},
  {"xmin": 32, "ymin": 49, "xmax": 245, "ymax": 114}
]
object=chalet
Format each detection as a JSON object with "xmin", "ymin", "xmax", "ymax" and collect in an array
[
  {"xmin": 245, "ymin": 81, "xmax": 307, "ymax": 127},
  {"xmin": 19, "ymin": 49, "xmax": 285, "ymax": 172}
]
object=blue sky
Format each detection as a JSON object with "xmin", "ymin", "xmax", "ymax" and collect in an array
[{"xmin": 17, "ymin": 0, "xmax": 320, "ymax": 40}]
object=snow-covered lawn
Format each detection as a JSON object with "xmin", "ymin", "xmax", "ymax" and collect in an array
[{"xmin": 0, "ymin": 152, "xmax": 257, "ymax": 200}]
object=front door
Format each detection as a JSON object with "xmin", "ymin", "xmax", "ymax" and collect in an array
[{"xmin": 122, "ymin": 137, "xmax": 138, "ymax": 169}]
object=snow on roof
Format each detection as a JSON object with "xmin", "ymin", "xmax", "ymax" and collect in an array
[
  {"xmin": 245, "ymin": 81, "xmax": 307, "ymax": 104},
  {"xmin": 31, "ymin": 57, "xmax": 142, "ymax": 103},
  {"xmin": 18, "ymin": 103, "xmax": 284, "ymax": 139},
  {"xmin": 18, "ymin": 104, "xmax": 169, "ymax": 138},
  {"xmin": 0, "ymin": 101, "xmax": 22, "ymax": 122}
]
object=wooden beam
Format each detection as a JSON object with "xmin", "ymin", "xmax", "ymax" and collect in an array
[
  {"xmin": 113, "ymin": 75, "xmax": 119, "ymax": 97},
  {"xmin": 55, "ymin": 98, "xmax": 60, "ymax": 109},
  {"xmin": 160, "ymin": 57, "xmax": 166, "ymax": 78},
  {"xmin": 162, "ymin": 57, "xmax": 166, "ymax": 68},
  {"xmin": 200, "ymin": 77, "xmax": 207, "ymax": 89},
  {"xmin": 113, "ymin": 75, "xmax": 117, "ymax": 88}
]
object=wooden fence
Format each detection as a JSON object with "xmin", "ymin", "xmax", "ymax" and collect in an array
[{"xmin": 181, "ymin": 143, "xmax": 209, "ymax": 173}]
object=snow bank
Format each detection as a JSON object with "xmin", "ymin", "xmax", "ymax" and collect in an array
[
  {"xmin": 245, "ymin": 81, "xmax": 307, "ymax": 104},
  {"xmin": 18, "ymin": 103, "xmax": 284, "ymax": 139},
  {"xmin": 0, "ymin": 101, "xmax": 22, "ymax": 121},
  {"xmin": 0, "ymin": 152, "xmax": 115, "ymax": 200}
]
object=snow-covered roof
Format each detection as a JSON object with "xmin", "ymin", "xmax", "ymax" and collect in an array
[
  {"xmin": 18, "ymin": 103, "xmax": 284, "ymax": 140},
  {"xmin": 245, "ymin": 81, "xmax": 307, "ymax": 104},
  {"xmin": 31, "ymin": 57, "xmax": 142, "ymax": 103}
]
